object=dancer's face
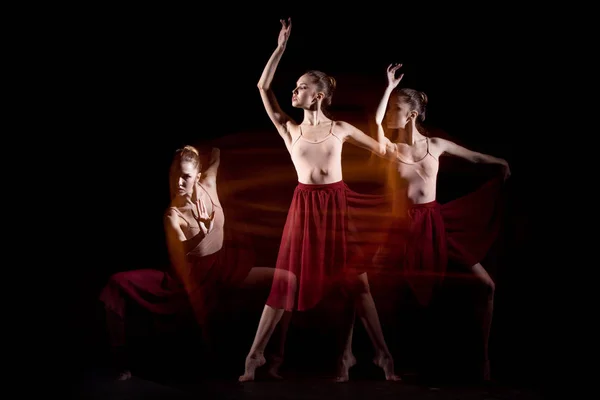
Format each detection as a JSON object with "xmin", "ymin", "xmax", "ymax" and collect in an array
[
  {"xmin": 386, "ymin": 99, "xmax": 413, "ymax": 129},
  {"xmin": 171, "ymin": 160, "xmax": 200, "ymax": 199},
  {"xmin": 291, "ymin": 74, "xmax": 320, "ymax": 108}
]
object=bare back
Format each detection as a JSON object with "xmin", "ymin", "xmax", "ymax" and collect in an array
[
  {"xmin": 289, "ymin": 121, "xmax": 345, "ymax": 184},
  {"xmin": 392, "ymin": 137, "xmax": 440, "ymax": 204}
]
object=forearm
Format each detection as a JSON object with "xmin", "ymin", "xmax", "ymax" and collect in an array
[
  {"xmin": 208, "ymin": 148, "xmax": 220, "ymax": 169},
  {"xmin": 183, "ymin": 230, "xmax": 207, "ymax": 255},
  {"xmin": 375, "ymin": 85, "xmax": 394, "ymax": 128},
  {"xmin": 473, "ymin": 152, "xmax": 507, "ymax": 166},
  {"xmin": 257, "ymin": 45, "xmax": 286, "ymax": 90}
]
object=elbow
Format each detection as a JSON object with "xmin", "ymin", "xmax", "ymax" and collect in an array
[{"xmin": 471, "ymin": 154, "xmax": 484, "ymax": 163}]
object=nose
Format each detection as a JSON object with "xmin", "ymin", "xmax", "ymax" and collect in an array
[
  {"xmin": 178, "ymin": 177, "xmax": 185, "ymax": 186},
  {"xmin": 292, "ymin": 88, "xmax": 298, "ymax": 95}
]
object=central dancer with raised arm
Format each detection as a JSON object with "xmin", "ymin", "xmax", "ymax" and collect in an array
[{"xmin": 239, "ymin": 18, "xmax": 401, "ymax": 383}]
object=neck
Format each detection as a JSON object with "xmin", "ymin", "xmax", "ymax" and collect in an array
[
  {"xmin": 172, "ymin": 195, "xmax": 190, "ymax": 208},
  {"xmin": 303, "ymin": 109, "xmax": 329, "ymax": 126},
  {"xmin": 396, "ymin": 126, "xmax": 423, "ymax": 145}
]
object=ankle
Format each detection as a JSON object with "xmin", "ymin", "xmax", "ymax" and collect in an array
[
  {"xmin": 375, "ymin": 349, "xmax": 392, "ymax": 358},
  {"xmin": 248, "ymin": 350, "xmax": 265, "ymax": 359}
]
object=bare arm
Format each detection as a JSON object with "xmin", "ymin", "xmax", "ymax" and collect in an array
[
  {"xmin": 165, "ymin": 210, "xmax": 207, "ymax": 259},
  {"xmin": 375, "ymin": 63, "xmax": 404, "ymax": 159},
  {"xmin": 434, "ymin": 137, "xmax": 511, "ymax": 179},
  {"xmin": 200, "ymin": 147, "xmax": 220, "ymax": 187},
  {"xmin": 375, "ymin": 64, "xmax": 404, "ymax": 140},
  {"xmin": 257, "ymin": 18, "xmax": 296, "ymax": 151},
  {"xmin": 342, "ymin": 121, "xmax": 387, "ymax": 157},
  {"xmin": 165, "ymin": 211, "xmax": 197, "ymax": 277}
]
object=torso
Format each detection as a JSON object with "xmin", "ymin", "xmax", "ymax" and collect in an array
[
  {"xmin": 169, "ymin": 182, "xmax": 225, "ymax": 256},
  {"xmin": 392, "ymin": 137, "xmax": 439, "ymax": 205},
  {"xmin": 290, "ymin": 121, "xmax": 344, "ymax": 184}
]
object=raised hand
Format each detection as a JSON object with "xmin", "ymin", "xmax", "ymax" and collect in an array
[
  {"xmin": 198, "ymin": 211, "xmax": 215, "ymax": 235},
  {"xmin": 278, "ymin": 17, "xmax": 292, "ymax": 48},
  {"xmin": 386, "ymin": 63, "xmax": 404, "ymax": 89},
  {"xmin": 192, "ymin": 183, "xmax": 215, "ymax": 234}
]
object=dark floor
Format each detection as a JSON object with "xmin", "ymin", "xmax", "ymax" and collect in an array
[
  {"xmin": 76, "ymin": 369, "xmax": 543, "ymax": 400},
  {"xmin": 75, "ymin": 279, "xmax": 545, "ymax": 399}
]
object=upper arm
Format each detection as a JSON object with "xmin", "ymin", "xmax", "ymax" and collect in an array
[
  {"xmin": 164, "ymin": 210, "xmax": 186, "ymax": 247},
  {"xmin": 432, "ymin": 137, "xmax": 478, "ymax": 161},
  {"xmin": 164, "ymin": 209, "xmax": 189, "ymax": 270},
  {"xmin": 376, "ymin": 124, "xmax": 398, "ymax": 161},
  {"xmin": 344, "ymin": 121, "xmax": 387, "ymax": 157},
  {"xmin": 258, "ymin": 87, "xmax": 297, "ymax": 149},
  {"xmin": 164, "ymin": 210, "xmax": 193, "ymax": 278},
  {"xmin": 201, "ymin": 147, "xmax": 220, "ymax": 186}
]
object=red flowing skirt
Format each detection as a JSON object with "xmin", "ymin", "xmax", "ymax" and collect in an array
[
  {"xmin": 375, "ymin": 176, "xmax": 506, "ymax": 306},
  {"xmin": 99, "ymin": 228, "xmax": 255, "ymax": 345},
  {"xmin": 266, "ymin": 181, "xmax": 391, "ymax": 311}
]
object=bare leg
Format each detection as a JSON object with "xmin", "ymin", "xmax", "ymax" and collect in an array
[
  {"xmin": 470, "ymin": 263, "xmax": 495, "ymax": 381},
  {"xmin": 240, "ymin": 268, "xmax": 297, "ymax": 381},
  {"xmin": 240, "ymin": 267, "xmax": 278, "ymax": 289},
  {"xmin": 240, "ymin": 267, "xmax": 292, "ymax": 379},
  {"xmin": 239, "ymin": 305, "xmax": 286, "ymax": 381},
  {"xmin": 334, "ymin": 309, "xmax": 357, "ymax": 383},
  {"xmin": 353, "ymin": 273, "xmax": 401, "ymax": 381},
  {"xmin": 266, "ymin": 310, "xmax": 292, "ymax": 379}
]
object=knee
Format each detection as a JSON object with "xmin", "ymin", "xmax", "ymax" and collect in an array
[
  {"xmin": 348, "ymin": 273, "xmax": 371, "ymax": 296},
  {"xmin": 481, "ymin": 278, "xmax": 495, "ymax": 297},
  {"xmin": 273, "ymin": 270, "xmax": 298, "ymax": 294}
]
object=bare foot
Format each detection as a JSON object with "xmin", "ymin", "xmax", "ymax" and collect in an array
[
  {"xmin": 239, "ymin": 354, "xmax": 266, "ymax": 382},
  {"xmin": 483, "ymin": 360, "xmax": 491, "ymax": 381},
  {"xmin": 266, "ymin": 355, "xmax": 284, "ymax": 380},
  {"xmin": 116, "ymin": 369, "xmax": 132, "ymax": 381},
  {"xmin": 334, "ymin": 353, "xmax": 357, "ymax": 383},
  {"xmin": 373, "ymin": 354, "xmax": 401, "ymax": 381}
]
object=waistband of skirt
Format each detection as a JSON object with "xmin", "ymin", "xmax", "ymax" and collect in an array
[{"xmin": 296, "ymin": 180, "xmax": 346, "ymax": 191}]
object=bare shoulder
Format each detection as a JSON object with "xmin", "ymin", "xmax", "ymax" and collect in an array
[
  {"xmin": 200, "ymin": 175, "xmax": 217, "ymax": 189},
  {"xmin": 287, "ymin": 120, "xmax": 301, "ymax": 136},
  {"xmin": 332, "ymin": 120, "xmax": 355, "ymax": 140},
  {"xmin": 429, "ymin": 136, "xmax": 454, "ymax": 149},
  {"xmin": 429, "ymin": 136, "xmax": 450, "ymax": 146},
  {"xmin": 282, "ymin": 121, "xmax": 302, "ymax": 148},
  {"xmin": 427, "ymin": 137, "xmax": 452, "ymax": 158},
  {"xmin": 164, "ymin": 207, "xmax": 180, "ymax": 226}
]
